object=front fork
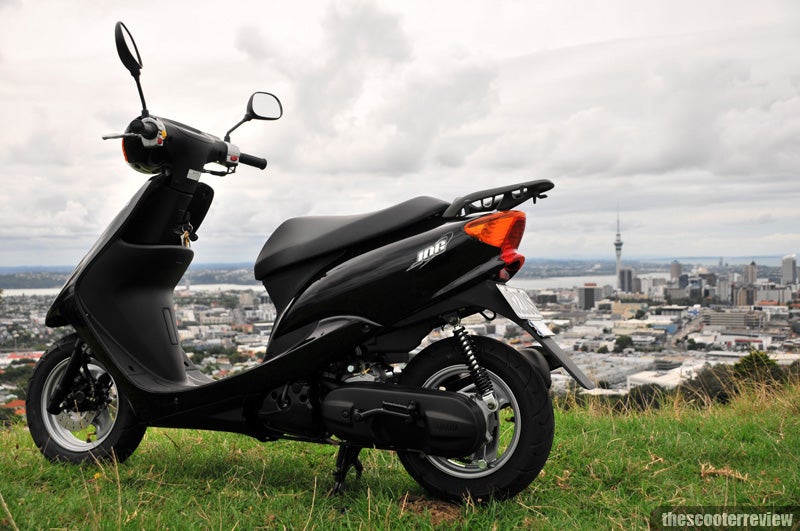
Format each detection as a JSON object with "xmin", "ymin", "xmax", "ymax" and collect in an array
[{"xmin": 46, "ymin": 339, "xmax": 88, "ymax": 415}]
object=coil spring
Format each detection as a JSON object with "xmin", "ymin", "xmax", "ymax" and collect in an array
[{"xmin": 452, "ymin": 325, "xmax": 494, "ymax": 398}]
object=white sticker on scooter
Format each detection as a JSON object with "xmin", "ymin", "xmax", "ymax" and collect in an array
[{"xmin": 407, "ymin": 232, "xmax": 453, "ymax": 271}]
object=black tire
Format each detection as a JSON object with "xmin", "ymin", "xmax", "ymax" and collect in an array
[
  {"xmin": 397, "ymin": 336, "xmax": 554, "ymax": 501},
  {"xmin": 26, "ymin": 334, "xmax": 146, "ymax": 464}
]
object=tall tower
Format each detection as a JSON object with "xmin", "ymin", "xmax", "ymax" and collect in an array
[{"xmin": 614, "ymin": 210, "xmax": 623, "ymax": 289}]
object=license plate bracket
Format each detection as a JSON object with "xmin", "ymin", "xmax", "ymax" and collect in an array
[{"xmin": 496, "ymin": 284, "xmax": 554, "ymax": 337}]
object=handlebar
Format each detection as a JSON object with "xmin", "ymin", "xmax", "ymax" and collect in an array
[
  {"xmin": 238, "ymin": 152, "xmax": 267, "ymax": 170},
  {"xmin": 111, "ymin": 115, "xmax": 269, "ymax": 177}
]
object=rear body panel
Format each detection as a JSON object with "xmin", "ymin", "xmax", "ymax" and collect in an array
[{"xmin": 271, "ymin": 224, "xmax": 501, "ymax": 339}]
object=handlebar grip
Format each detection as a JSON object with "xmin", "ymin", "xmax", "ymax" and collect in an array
[
  {"xmin": 239, "ymin": 152, "xmax": 267, "ymax": 170},
  {"xmin": 129, "ymin": 119, "xmax": 159, "ymax": 140}
]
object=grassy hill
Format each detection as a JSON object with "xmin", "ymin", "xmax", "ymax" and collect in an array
[{"xmin": 1, "ymin": 382, "xmax": 798, "ymax": 529}]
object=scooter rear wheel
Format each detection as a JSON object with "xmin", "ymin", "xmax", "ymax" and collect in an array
[
  {"xmin": 398, "ymin": 336, "xmax": 554, "ymax": 501},
  {"xmin": 26, "ymin": 334, "xmax": 146, "ymax": 463}
]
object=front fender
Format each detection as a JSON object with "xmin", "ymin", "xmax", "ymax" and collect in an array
[{"xmin": 423, "ymin": 280, "xmax": 595, "ymax": 389}]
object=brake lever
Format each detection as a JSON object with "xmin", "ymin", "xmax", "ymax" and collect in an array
[
  {"xmin": 102, "ymin": 133, "xmax": 140, "ymax": 140},
  {"xmin": 202, "ymin": 167, "xmax": 234, "ymax": 177},
  {"xmin": 103, "ymin": 117, "xmax": 166, "ymax": 146}
]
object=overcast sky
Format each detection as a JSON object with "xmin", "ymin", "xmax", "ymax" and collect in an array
[{"xmin": 1, "ymin": 1, "xmax": 798, "ymax": 269}]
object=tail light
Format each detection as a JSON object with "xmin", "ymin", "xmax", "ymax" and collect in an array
[{"xmin": 464, "ymin": 210, "xmax": 526, "ymax": 277}]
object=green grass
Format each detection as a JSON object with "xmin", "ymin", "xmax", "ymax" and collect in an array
[{"xmin": 1, "ymin": 382, "xmax": 798, "ymax": 530}]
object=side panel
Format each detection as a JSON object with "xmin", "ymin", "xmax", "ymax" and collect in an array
[
  {"xmin": 260, "ymin": 252, "xmax": 342, "ymax": 316},
  {"xmin": 274, "ymin": 222, "xmax": 501, "ymax": 338},
  {"xmin": 47, "ymin": 176, "xmax": 213, "ymax": 327},
  {"xmin": 46, "ymin": 178, "xmax": 157, "ymax": 327},
  {"xmin": 48, "ymin": 173, "xmax": 219, "ymax": 391},
  {"xmin": 79, "ymin": 240, "xmax": 194, "ymax": 384}
]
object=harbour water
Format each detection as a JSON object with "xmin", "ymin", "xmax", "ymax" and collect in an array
[
  {"xmin": 509, "ymin": 275, "xmax": 617, "ymax": 291},
  {"xmin": 2, "ymin": 283, "xmax": 263, "ymax": 297},
  {"xmin": 509, "ymin": 272, "xmax": 670, "ymax": 291}
]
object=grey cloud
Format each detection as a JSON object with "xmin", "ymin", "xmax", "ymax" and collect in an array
[
  {"xmin": 435, "ymin": 132, "xmax": 494, "ymax": 168},
  {"xmin": 280, "ymin": 61, "xmax": 497, "ymax": 175},
  {"xmin": 386, "ymin": 63, "xmax": 497, "ymax": 137},
  {"xmin": 235, "ymin": 25, "xmax": 271, "ymax": 61},
  {"xmin": 470, "ymin": 28, "xmax": 800, "ymax": 186},
  {"xmin": 4, "ymin": 128, "xmax": 76, "ymax": 166},
  {"xmin": 715, "ymin": 96, "xmax": 800, "ymax": 175},
  {"xmin": 322, "ymin": 3, "xmax": 410, "ymax": 64},
  {"xmin": 256, "ymin": 4, "xmax": 497, "ymax": 176},
  {"xmin": 752, "ymin": 213, "xmax": 775, "ymax": 225},
  {"xmin": 293, "ymin": 3, "xmax": 411, "ymax": 129}
]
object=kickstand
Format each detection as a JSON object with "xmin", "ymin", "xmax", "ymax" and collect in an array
[{"xmin": 329, "ymin": 444, "xmax": 364, "ymax": 495}]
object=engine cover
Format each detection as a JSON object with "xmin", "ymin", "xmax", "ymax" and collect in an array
[{"xmin": 321, "ymin": 383, "xmax": 487, "ymax": 457}]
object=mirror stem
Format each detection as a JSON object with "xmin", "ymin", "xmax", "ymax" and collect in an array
[
  {"xmin": 134, "ymin": 77, "xmax": 149, "ymax": 118},
  {"xmin": 224, "ymin": 115, "xmax": 251, "ymax": 142}
]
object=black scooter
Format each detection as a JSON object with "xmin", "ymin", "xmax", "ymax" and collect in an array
[{"xmin": 26, "ymin": 22, "xmax": 593, "ymax": 502}]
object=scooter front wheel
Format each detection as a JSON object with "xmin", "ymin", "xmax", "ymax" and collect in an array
[
  {"xmin": 26, "ymin": 334, "xmax": 146, "ymax": 463},
  {"xmin": 398, "ymin": 336, "xmax": 554, "ymax": 501}
]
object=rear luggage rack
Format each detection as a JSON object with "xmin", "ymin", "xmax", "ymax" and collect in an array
[{"xmin": 442, "ymin": 179, "xmax": 554, "ymax": 218}]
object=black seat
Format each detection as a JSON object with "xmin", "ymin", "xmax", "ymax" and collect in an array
[{"xmin": 254, "ymin": 196, "xmax": 449, "ymax": 280}]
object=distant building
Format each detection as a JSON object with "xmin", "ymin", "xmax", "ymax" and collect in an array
[
  {"xmin": 536, "ymin": 291, "xmax": 559, "ymax": 305},
  {"xmin": 702, "ymin": 308, "xmax": 764, "ymax": 329},
  {"xmin": 733, "ymin": 284, "xmax": 756, "ymax": 306},
  {"xmin": 670, "ymin": 260, "xmax": 682, "ymax": 281},
  {"xmin": 659, "ymin": 305, "xmax": 688, "ymax": 318},
  {"xmin": 618, "ymin": 267, "xmax": 634, "ymax": 293},
  {"xmin": 639, "ymin": 276, "xmax": 667, "ymax": 301},
  {"xmin": 745, "ymin": 261, "xmax": 758, "ymax": 285},
  {"xmin": 756, "ymin": 283, "xmax": 793, "ymax": 304},
  {"xmin": 782, "ymin": 254, "xmax": 797, "ymax": 285},
  {"xmin": 665, "ymin": 286, "xmax": 687, "ymax": 301},
  {"xmin": 577, "ymin": 284, "xmax": 603, "ymax": 310},
  {"xmin": 716, "ymin": 276, "xmax": 731, "ymax": 303},
  {"xmin": 688, "ymin": 277, "xmax": 704, "ymax": 300}
]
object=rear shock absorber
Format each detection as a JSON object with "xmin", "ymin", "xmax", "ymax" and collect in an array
[{"xmin": 451, "ymin": 323, "xmax": 498, "ymax": 411}]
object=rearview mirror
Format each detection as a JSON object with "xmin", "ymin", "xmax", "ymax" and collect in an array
[
  {"xmin": 247, "ymin": 92, "xmax": 283, "ymax": 120},
  {"xmin": 114, "ymin": 22, "xmax": 143, "ymax": 78},
  {"xmin": 224, "ymin": 92, "xmax": 283, "ymax": 141},
  {"xmin": 114, "ymin": 22, "xmax": 149, "ymax": 116}
]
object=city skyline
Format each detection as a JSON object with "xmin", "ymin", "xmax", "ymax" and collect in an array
[
  {"xmin": 1, "ymin": 2, "xmax": 799, "ymax": 266},
  {"xmin": 0, "ymin": 253, "xmax": 796, "ymax": 273}
]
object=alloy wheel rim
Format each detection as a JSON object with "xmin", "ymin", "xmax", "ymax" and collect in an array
[
  {"xmin": 40, "ymin": 358, "xmax": 119, "ymax": 452},
  {"xmin": 421, "ymin": 364, "xmax": 521, "ymax": 479}
]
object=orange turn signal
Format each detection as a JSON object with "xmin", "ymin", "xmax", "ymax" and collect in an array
[
  {"xmin": 464, "ymin": 210, "xmax": 526, "ymax": 248},
  {"xmin": 464, "ymin": 210, "xmax": 527, "ymax": 271}
]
